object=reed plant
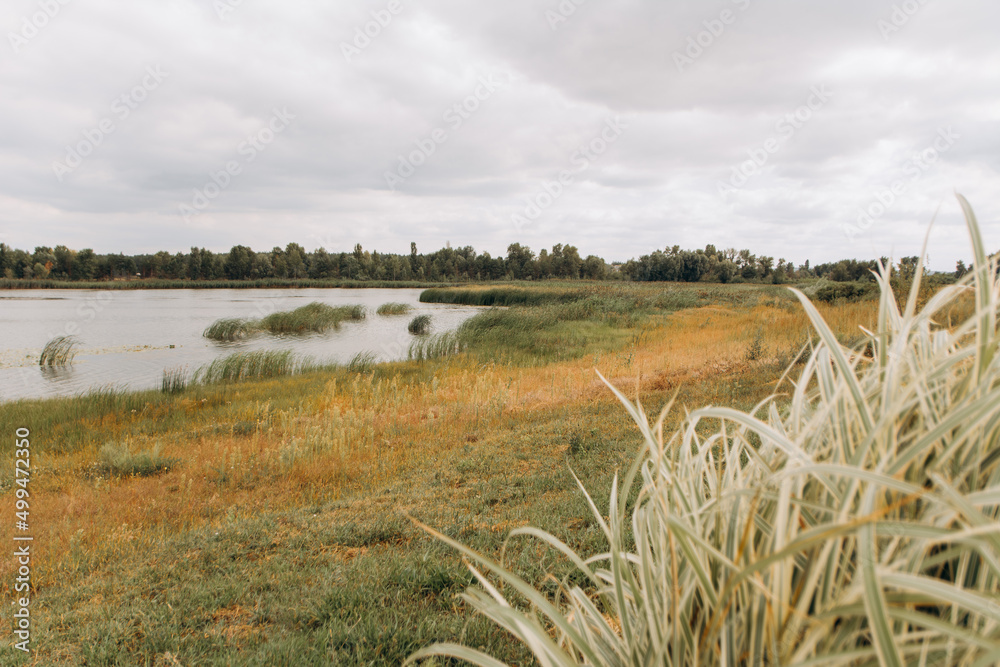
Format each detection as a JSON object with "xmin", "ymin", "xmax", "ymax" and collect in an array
[
  {"xmin": 410, "ymin": 196, "xmax": 1000, "ymax": 666},
  {"xmin": 39, "ymin": 335, "xmax": 79, "ymax": 366},
  {"xmin": 408, "ymin": 331, "xmax": 465, "ymax": 361},
  {"xmin": 160, "ymin": 367, "xmax": 187, "ymax": 395},
  {"xmin": 377, "ymin": 302, "xmax": 413, "ymax": 315},
  {"xmin": 348, "ymin": 351, "xmax": 378, "ymax": 373},
  {"xmin": 194, "ymin": 350, "xmax": 302, "ymax": 384},
  {"xmin": 203, "ymin": 318, "xmax": 257, "ymax": 342},
  {"xmin": 203, "ymin": 302, "xmax": 366, "ymax": 340},
  {"xmin": 260, "ymin": 302, "xmax": 365, "ymax": 334},
  {"xmin": 408, "ymin": 314, "xmax": 432, "ymax": 335}
]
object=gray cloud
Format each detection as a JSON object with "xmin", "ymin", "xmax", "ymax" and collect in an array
[{"xmin": 0, "ymin": 0, "xmax": 997, "ymax": 269}]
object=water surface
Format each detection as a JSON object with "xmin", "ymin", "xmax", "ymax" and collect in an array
[{"xmin": 0, "ymin": 288, "xmax": 480, "ymax": 402}]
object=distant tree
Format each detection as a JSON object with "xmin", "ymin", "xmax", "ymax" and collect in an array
[
  {"xmin": 76, "ymin": 249, "xmax": 97, "ymax": 280},
  {"xmin": 224, "ymin": 246, "xmax": 255, "ymax": 280},
  {"xmin": 506, "ymin": 243, "xmax": 535, "ymax": 280}
]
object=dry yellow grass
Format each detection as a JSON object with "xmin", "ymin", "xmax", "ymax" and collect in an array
[{"xmin": 2, "ymin": 297, "xmax": 876, "ymax": 594}]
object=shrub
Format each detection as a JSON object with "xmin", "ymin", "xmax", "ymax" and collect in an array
[
  {"xmin": 409, "ymin": 196, "xmax": 1000, "ymax": 666},
  {"xmin": 814, "ymin": 280, "xmax": 877, "ymax": 303}
]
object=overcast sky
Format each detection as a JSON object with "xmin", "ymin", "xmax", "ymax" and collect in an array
[{"xmin": 1, "ymin": 0, "xmax": 997, "ymax": 268}]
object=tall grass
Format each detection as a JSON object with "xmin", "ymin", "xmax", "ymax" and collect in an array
[
  {"xmin": 408, "ymin": 314, "xmax": 432, "ymax": 335},
  {"xmin": 408, "ymin": 332, "xmax": 465, "ymax": 361},
  {"xmin": 39, "ymin": 335, "xmax": 79, "ymax": 366},
  {"xmin": 421, "ymin": 286, "xmax": 582, "ymax": 307},
  {"xmin": 203, "ymin": 318, "xmax": 256, "ymax": 342},
  {"xmin": 261, "ymin": 302, "xmax": 365, "ymax": 334},
  {"xmin": 377, "ymin": 302, "xmax": 413, "ymax": 315},
  {"xmin": 160, "ymin": 367, "xmax": 187, "ymax": 395},
  {"xmin": 194, "ymin": 350, "xmax": 304, "ymax": 384},
  {"xmin": 203, "ymin": 302, "xmax": 365, "ymax": 340},
  {"xmin": 409, "ymin": 196, "xmax": 1000, "ymax": 666}
]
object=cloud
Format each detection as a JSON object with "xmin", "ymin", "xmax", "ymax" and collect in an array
[{"xmin": 0, "ymin": 0, "xmax": 997, "ymax": 268}]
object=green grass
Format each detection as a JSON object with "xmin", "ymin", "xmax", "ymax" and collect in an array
[
  {"xmin": 376, "ymin": 302, "xmax": 413, "ymax": 316},
  {"xmin": 408, "ymin": 314, "xmax": 432, "ymax": 335},
  {"xmin": 347, "ymin": 351, "xmax": 378, "ymax": 373},
  {"xmin": 408, "ymin": 332, "xmax": 465, "ymax": 361},
  {"xmin": 420, "ymin": 286, "xmax": 584, "ymax": 307},
  {"xmin": 95, "ymin": 441, "xmax": 180, "ymax": 478},
  {"xmin": 39, "ymin": 335, "xmax": 79, "ymax": 366},
  {"xmin": 161, "ymin": 367, "xmax": 188, "ymax": 395},
  {"xmin": 194, "ymin": 350, "xmax": 305, "ymax": 384}
]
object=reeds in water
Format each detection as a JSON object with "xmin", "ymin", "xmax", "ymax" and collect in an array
[
  {"xmin": 261, "ymin": 302, "xmax": 365, "ymax": 334},
  {"xmin": 203, "ymin": 318, "xmax": 257, "ymax": 342},
  {"xmin": 203, "ymin": 302, "xmax": 366, "ymax": 340},
  {"xmin": 408, "ymin": 314, "xmax": 431, "ymax": 335},
  {"xmin": 39, "ymin": 335, "xmax": 79, "ymax": 366},
  {"xmin": 195, "ymin": 350, "xmax": 302, "ymax": 384},
  {"xmin": 376, "ymin": 302, "xmax": 413, "ymax": 315}
]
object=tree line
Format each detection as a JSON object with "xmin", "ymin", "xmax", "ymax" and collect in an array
[{"xmin": 0, "ymin": 241, "xmax": 972, "ymax": 284}]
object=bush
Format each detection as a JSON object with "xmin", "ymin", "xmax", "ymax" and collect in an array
[
  {"xmin": 410, "ymin": 196, "xmax": 1000, "ymax": 666},
  {"xmin": 814, "ymin": 280, "xmax": 877, "ymax": 303}
]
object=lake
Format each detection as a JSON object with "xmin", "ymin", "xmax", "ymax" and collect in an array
[{"xmin": 0, "ymin": 288, "xmax": 481, "ymax": 402}]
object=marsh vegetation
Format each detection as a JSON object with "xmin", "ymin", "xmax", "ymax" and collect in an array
[{"xmin": 2, "ymin": 205, "xmax": 995, "ymax": 664}]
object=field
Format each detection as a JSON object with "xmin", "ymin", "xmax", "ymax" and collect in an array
[{"xmin": 0, "ymin": 281, "xmax": 880, "ymax": 664}]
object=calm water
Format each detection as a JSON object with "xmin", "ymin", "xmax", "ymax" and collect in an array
[{"xmin": 0, "ymin": 288, "xmax": 482, "ymax": 402}]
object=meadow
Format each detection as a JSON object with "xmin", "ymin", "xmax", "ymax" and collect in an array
[{"xmin": 0, "ymin": 279, "xmax": 894, "ymax": 664}]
